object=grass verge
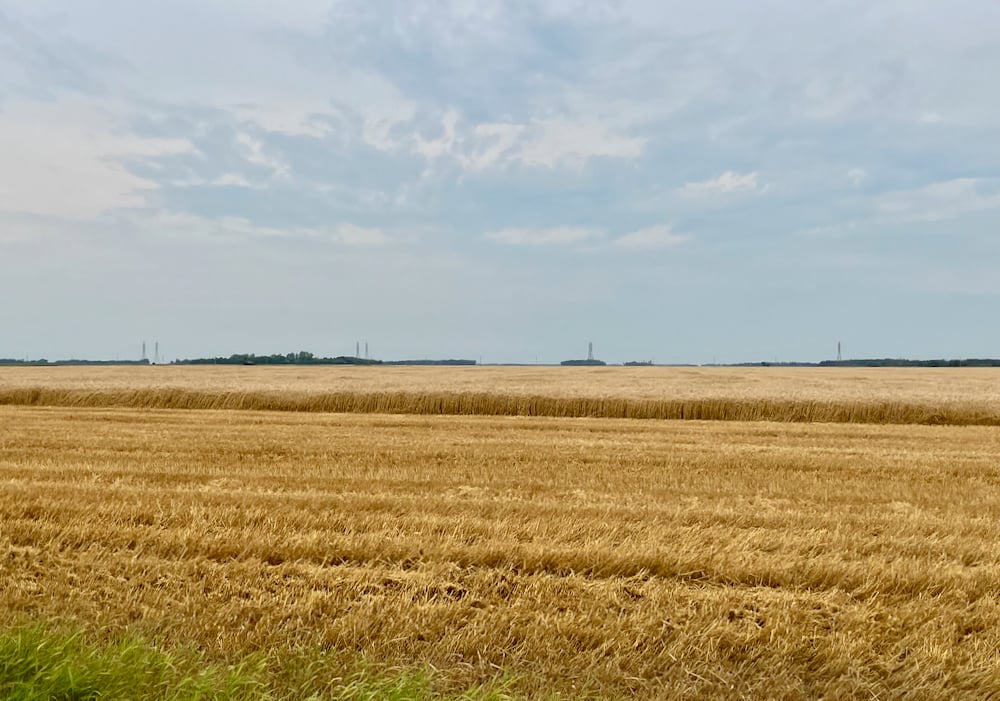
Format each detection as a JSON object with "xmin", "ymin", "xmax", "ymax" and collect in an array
[{"xmin": 0, "ymin": 624, "xmax": 518, "ymax": 701}]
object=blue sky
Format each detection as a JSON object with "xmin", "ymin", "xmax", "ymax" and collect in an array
[{"xmin": 2, "ymin": 0, "xmax": 999, "ymax": 363}]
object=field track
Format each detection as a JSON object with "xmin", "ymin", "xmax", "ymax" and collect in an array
[
  {"xmin": 2, "ymin": 365, "xmax": 1000, "ymax": 425},
  {"xmin": 4, "ymin": 396, "xmax": 1000, "ymax": 698}
]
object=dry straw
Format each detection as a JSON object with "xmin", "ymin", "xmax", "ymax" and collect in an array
[
  {"xmin": 5, "ymin": 407, "xmax": 1000, "ymax": 698},
  {"xmin": 0, "ymin": 386, "xmax": 996, "ymax": 425}
]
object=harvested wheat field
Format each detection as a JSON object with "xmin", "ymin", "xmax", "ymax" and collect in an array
[{"xmin": 3, "ymin": 367, "xmax": 1000, "ymax": 698}]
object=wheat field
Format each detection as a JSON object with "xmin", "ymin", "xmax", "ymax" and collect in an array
[
  {"xmin": 3, "ymin": 365, "xmax": 1000, "ymax": 424},
  {"xmin": 3, "ymin": 367, "xmax": 1000, "ymax": 698}
]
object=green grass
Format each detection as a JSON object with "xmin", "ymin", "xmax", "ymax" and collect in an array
[{"xmin": 0, "ymin": 625, "xmax": 518, "ymax": 701}]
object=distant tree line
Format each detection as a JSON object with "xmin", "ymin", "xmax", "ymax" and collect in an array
[
  {"xmin": 818, "ymin": 358, "xmax": 1000, "ymax": 368},
  {"xmin": 172, "ymin": 352, "xmax": 477, "ymax": 366},
  {"xmin": 173, "ymin": 352, "xmax": 381, "ymax": 366},
  {"xmin": 732, "ymin": 359, "xmax": 1000, "ymax": 368},
  {"xmin": 5, "ymin": 353, "xmax": 999, "ymax": 368},
  {"xmin": 0, "ymin": 358, "xmax": 151, "ymax": 366},
  {"xmin": 382, "ymin": 359, "xmax": 476, "ymax": 366}
]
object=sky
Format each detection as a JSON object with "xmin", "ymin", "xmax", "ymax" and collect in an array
[{"xmin": 2, "ymin": 0, "xmax": 999, "ymax": 364}]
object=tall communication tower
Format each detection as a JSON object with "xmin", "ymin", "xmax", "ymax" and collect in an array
[
  {"xmin": 588, "ymin": 342, "xmax": 594, "ymax": 362},
  {"xmin": 365, "ymin": 342, "xmax": 368, "ymax": 360},
  {"xmin": 356, "ymin": 341, "xmax": 360, "ymax": 358},
  {"xmin": 837, "ymin": 341, "xmax": 842, "ymax": 362},
  {"xmin": 141, "ymin": 341, "xmax": 147, "ymax": 362},
  {"xmin": 154, "ymin": 342, "xmax": 160, "ymax": 365}
]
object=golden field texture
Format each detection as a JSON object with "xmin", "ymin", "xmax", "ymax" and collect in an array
[
  {"xmin": 4, "ymin": 403, "xmax": 1000, "ymax": 698},
  {"xmin": 2, "ymin": 365, "xmax": 1000, "ymax": 424}
]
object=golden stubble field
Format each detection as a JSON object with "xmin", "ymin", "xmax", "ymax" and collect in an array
[{"xmin": 2, "ymin": 367, "xmax": 1000, "ymax": 698}]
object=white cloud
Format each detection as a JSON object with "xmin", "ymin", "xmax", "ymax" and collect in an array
[
  {"xmin": 169, "ymin": 173, "xmax": 264, "ymax": 189},
  {"xmin": 613, "ymin": 225, "xmax": 690, "ymax": 250},
  {"xmin": 216, "ymin": 218, "xmax": 392, "ymax": 246},
  {"xmin": 799, "ymin": 220, "xmax": 862, "ymax": 238},
  {"xmin": 0, "ymin": 96, "xmax": 192, "ymax": 219},
  {"xmin": 234, "ymin": 102, "xmax": 333, "ymax": 138},
  {"xmin": 6, "ymin": 3, "xmax": 418, "ymax": 151},
  {"xmin": 875, "ymin": 178, "xmax": 1000, "ymax": 222},
  {"xmin": 515, "ymin": 118, "xmax": 645, "ymax": 168},
  {"xmin": 411, "ymin": 113, "xmax": 643, "ymax": 171},
  {"xmin": 484, "ymin": 227, "xmax": 601, "ymax": 246},
  {"xmin": 331, "ymin": 223, "xmax": 391, "ymax": 246},
  {"xmin": 5, "ymin": 0, "xmax": 336, "ymax": 35},
  {"xmin": 235, "ymin": 132, "xmax": 291, "ymax": 178},
  {"xmin": 463, "ymin": 122, "xmax": 525, "ymax": 170},
  {"xmin": 288, "ymin": 68, "xmax": 418, "ymax": 152},
  {"xmin": 51, "ymin": 210, "xmax": 395, "ymax": 247},
  {"xmin": 213, "ymin": 174, "xmax": 258, "ymax": 188},
  {"xmin": 803, "ymin": 178, "xmax": 1000, "ymax": 235},
  {"xmin": 678, "ymin": 171, "xmax": 764, "ymax": 200},
  {"xmin": 485, "ymin": 224, "xmax": 690, "ymax": 250}
]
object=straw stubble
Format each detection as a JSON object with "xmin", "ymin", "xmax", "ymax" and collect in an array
[{"xmin": 3, "ymin": 397, "xmax": 1000, "ymax": 698}]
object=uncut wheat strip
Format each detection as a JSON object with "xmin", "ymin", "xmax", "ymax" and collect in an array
[{"xmin": 0, "ymin": 386, "xmax": 998, "ymax": 425}]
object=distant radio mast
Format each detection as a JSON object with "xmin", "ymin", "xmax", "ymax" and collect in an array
[
  {"xmin": 356, "ymin": 341, "xmax": 360, "ymax": 358},
  {"xmin": 588, "ymin": 342, "xmax": 594, "ymax": 362},
  {"xmin": 141, "ymin": 341, "xmax": 147, "ymax": 362},
  {"xmin": 365, "ymin": 342, "xmax": 368, "ymax": 360},
  {"xmin": 837, "ymin": 341, "xmax": 842, "ymax": 362},
  {"xmin": 154, "ymin": 342, "xmax": 160, "ymax": 365}
]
